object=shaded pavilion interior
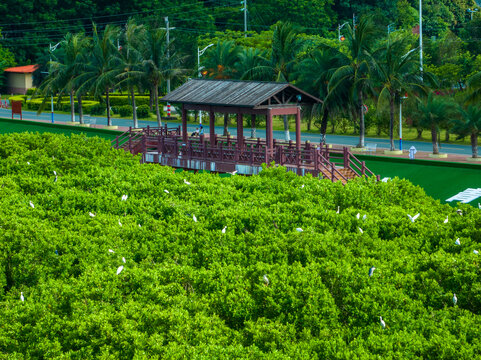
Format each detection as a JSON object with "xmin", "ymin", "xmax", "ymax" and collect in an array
[{"xmin": 160, "ymin": 79, "xmax": 322, "ymax": 150}]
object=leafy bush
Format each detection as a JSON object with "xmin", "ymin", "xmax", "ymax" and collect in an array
[
  {"xmin": 108, "ymin": 95, "xmax": 150, "ymax": 106},
  {"xmin": 0, "ymin": 132, "xmax": 480, "ymax": 358},
  {"xmin": 89, "ymin": 103, "xmax": 105, "ymax": 115},
  {"xmin": 136, "ymin": 104, "xmax": 150, "ymax": 118},
  {"xmin": 26, "ymin": 88, "xmax": 37, "ymax": 95},
  {"xmin": 118, "ymin": 104, "xmax": 133, "ymax": 117}
]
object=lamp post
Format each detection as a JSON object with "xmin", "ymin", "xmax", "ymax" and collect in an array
[
  {"xmin": 49, "ymin": 42, "xmax": 61, "ymax": 123},
  {"xmin": 419, "ymin": 0, "xmax": 423, "ymax": 77},
  {"xmin": 399, "ymin": 93, "xmax": 408, "ymax": 151},
  {"xmin": 338, "ymin": 22, "xmax": 349, "ymax": 42},
  {"xmin": 468, "ymin": 8, "xmax": 479, "ymax": 20},
  {"xmin": 197, "ymin": 43, "xmax": 214, "ymax": 124}
]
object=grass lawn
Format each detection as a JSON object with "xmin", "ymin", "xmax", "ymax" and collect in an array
[{"xmin": 363, "ymin": 157, "xmax": 481, "ymax": 205}]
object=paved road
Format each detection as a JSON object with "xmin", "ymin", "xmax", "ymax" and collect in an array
[{"xmin": 1, "ymin": 108, "xmax": 474, "ymax": 155}]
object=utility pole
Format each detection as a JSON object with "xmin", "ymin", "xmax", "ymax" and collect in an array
[
  {"xmin": 241, "ymin": 0, "xmax": 247, "ymax": 37},
  {"xmin": 163, "ymin": 17, "xmax": 175, "ymax": 118},
  {"xmin": 419, "ymin": 0, "xmax": 423, "ymax": 78}
]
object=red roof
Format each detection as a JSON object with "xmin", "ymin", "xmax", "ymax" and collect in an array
[{"xmin": 4, "ymin": 65, "xmax": 39, "ymax": 73}]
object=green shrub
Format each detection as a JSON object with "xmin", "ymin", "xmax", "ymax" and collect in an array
[
  {"xmin": 118, "ymin": 104, "xmax": 133, "ymax": 117},
  {"xmin": 26, "ymin": 88, "xmax": 37, "ymax": 96},
  {"xmin": 136, "ymin": 104, "xmax": 150, "ymax": 118},
  {"xmin": 89, "ymin": 103, "xmax": 105, "ymax": 115},
  {"xmin": 109, "ymin": 96, "xmax": 150, "ymax": 106}
]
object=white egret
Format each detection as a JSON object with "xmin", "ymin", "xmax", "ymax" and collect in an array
[
  {"xmin": 453, "ymin": 293, "xmax": 457, "ymax": 306},
  {"xmin": 456, "ymin": 209, "xmax": 463, "ymax": 216},
  {"xmin": 27, "ymin": 161, "xmax": 30, "ymax": 165},
  {"xmin": 89, "ymin": 212, "xmax": 95, "ymax": 217},
  {"xmin": 118, "ymin": 220, "xmax": 122, "ymax": 227},
  {"xmin": 228, "ymin": 170, "xmax": 238, "ymax": 175},
  {"xmin": 108, "ymin": 249, "xmax": 115, "ymax": 253},
  {"xmin": 138, "ymin": 224, "xmax": 142, "ymax": 228},
  {"xmin": 122, "ymin": 257, "xmax": 126, "ymax": 263},
  {"xmin": 29, "ymin": 201, "xmax": 35, "ymax": 208},
  {"xmin": 263, "ymin": 274, "xmax": 269, "ymax": 286},
  {"xmin": 455, "ymin": 238, "xmax": 461, "ymax": 246},
  {"xmin": 222, "ymin": 226, "xmax": 227, "ymax": 233},
  {"xmin": 359, "ymin": 227, "xmax": 363, "ymax": 234},
  {"xmin": 444, "ymin": 216, "xmax": 449, "ymax": 224},
  {"xmin": 369, "ymin": 266, "xmax": 376, "ymax": 277},
  {"xmin": 474, "ymin": 250, "xmax": 479, "ymax": 255},
  {"xmin": 356, "ymin": 213, "xmax": 360, "ymax": 219},
  {"xmin": 54, "ymin": 176, "xmax": 58, "ymax": 183},
  {"xmin": 381, "ymin": 177, "xmax": 391, "ymax": 182},
  {"xmin": 20, "ymin": 292, "xmax": 24, "ymax": 302},
  {"xmin": 53, "ymin": 170, "xmax": 57, "ymax": 176},
  {"xmin": 362, "ymin": 214, "xmax": 367, "ymax": 221},
  {"xmin": 121, "ymin": 194, "xmax": 128, "ymax": 201},
  {"xmin": 116, "ymin": 265, "xmax": 124, "ymax": 275},
  {"xmin": 300, "ymin": 184, "xmax": 305, "ymax": 189},
  {"xmin": 164, "ymin": 189, "xmax": 169, "ymax": 194},
  {"xmin": 336, "ymin": 206, "xmax": 340, "ymax": 214},
  {"xmin": 184, "ymin": 179, "xmax": 191, "ymax": 185},
  {"xmin": 407, "ymin": 213, "xmax": 420, "ymax": 223},
  {"xmin": 380, "ymin": 316, "xmax": 386, "ymax": 329},
  {"xmin": 296, "ymin": 228, "xmax": 303, "ymax": 232},
  {"xmin": 193, "ymin": 214, "xmax": 197, "ymax": 222}
]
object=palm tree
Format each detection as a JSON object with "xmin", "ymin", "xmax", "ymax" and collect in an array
[
  {"xmin": 236, "ymin": 47, "xmax": 265, "ymax": 81},
  {"xmin": 203, "ymin": 41, "xmax": 241, "ymax": 79},
  {"xmin": 116, "ymin": 20, "xmax": 146, "ymax": 128},
  {"xmin": 327, "ymin": 16, "xmax": 377, "ymax": 148},
  {"xmin": 417, "ymin": 92, "xmax": 458, "ymax": 154},
  {"xmin": 369, "ymin": 38, "xmax": 427, "ymax": 151},
  {"xmin": 39, "ymin": 32, "xmax": 90, "ymax": 124},
  {"xmin": 253, "ymin": 22, "xmax": 304, "ymax": 140},
  {"xmin": 141, "ymin": 26, "xmax": 185, "ymax": 127},
  {"xmin": 296, "ymin": 48, "xmax": 346, "ymax": 144},
  {"xmin": 76, "ymin": 24, "xmax": 121, "ymax": 127},
  {"xmin": 451, "ymin": 104, "xmax": 481, "ymax": 158}
]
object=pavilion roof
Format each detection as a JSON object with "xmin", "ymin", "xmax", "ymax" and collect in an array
[{"xmin": 160, "ymin": 79, "xmax": 322, "ymax": 108}]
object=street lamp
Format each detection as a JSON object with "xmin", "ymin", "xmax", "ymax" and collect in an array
[
  {"xmin": 49, "ymin": 42, "xmax": 61, "ymax": 123},
  {"xmin": 338, "ymin": 22, "xmax": 349, "ymax": 42},
  {"xmin": 197, "ymin": 43, "xmax": 213, "ymax": 124},
  {"xmin": 399, "ymin": 92, "xmax": 408, "ymax": 151},
  {"xmin": 468, "ymin": 8, "xmax": 479, "ymax": 21}
]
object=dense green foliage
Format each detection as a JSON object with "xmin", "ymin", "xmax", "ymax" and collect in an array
[{"xmin": 1, "ymin": 132, "xmax": 480, "ymax": 358}]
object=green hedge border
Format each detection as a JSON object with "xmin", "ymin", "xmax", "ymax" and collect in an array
[{"xmin": 0, "ymin": 118, "xmax": 123, "ymax": 137}]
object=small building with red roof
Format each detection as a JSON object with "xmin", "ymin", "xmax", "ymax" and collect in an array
[{"xmin": 3, "ymin": 64, "xmax": 39, "ymax": 95}]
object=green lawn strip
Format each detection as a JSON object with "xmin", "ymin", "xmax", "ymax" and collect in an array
[
  {"xmin": 362, "ymin": 157, "xmax": 481, "ymax": 204},
  {"xmin": 0, "ymin": 118, "xmax": 121, "ymax": 141}
]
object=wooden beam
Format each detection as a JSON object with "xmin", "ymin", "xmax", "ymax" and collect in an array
[
  {"xmin": 182, "ymin": 105, "xmax": 188, "ymax": 142},
  {"xmin": 237, "ymin": 113, "xmax": 244, "ymax": 148},
  {"xmin": 268, "ymin": 107, "xmax": 299, "ymax": 116},
  {"xmin": 209, "ymin": 110, "xmax": 216, "ymax": 145},
  {"xmin": 183, "ymin": 104, "xmax": 267, "ymax": 115},
  {"xmin": 296, "ymin": 106, "xmax": 301, "ymax": 150},
  {"xmin": 266, "ymin": 109, "xmax": 273, "ymax": 150}
]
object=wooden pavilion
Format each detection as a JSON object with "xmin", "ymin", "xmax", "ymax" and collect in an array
[{"xmin": 112, "ymin": 79, "xmax": 378, "ymax": 182}]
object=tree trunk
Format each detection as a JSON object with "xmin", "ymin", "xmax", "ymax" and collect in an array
[
  {"xmin": 223, "ymin": 113, "xmax": 229, "ymax": 136},
  {"xmin": 106, "ymin": 88, "xmax": 112, "ymax": 127},
  {"xmin": 320, "ymin": 107, "xmax": 329, "ymax": 144},
  {"xmin": 70, "ymin": 90, "xmax": 75, "ymax": 123},
  {"xmin": 331, "ymin": 119, "xmax": 335, "ymax": 133},
  {"xmin": 131, "ymin": 87, "xmax": 138, "ymax": 128},
  {"xmin": 283, "ymin": 115, "xmax": 290, "ymax": 141},
  {"xmin": 416, "ymin": 127, "xmax": 423, "ymax": 139},
  {"xmin": 78, "ymin": 94, "xmax": 83, "ymax": 124},
  {"xmin": 431, "ymin": 124, "xmax": 439, "ymax": 154},
  {"xmin": 357, "ymin": 92, "xmax": 365, "ymax": 148},
  {"xmin": 154, "ymin": 85, "xmax": 162, "ymax": 127},
  {"xmin": 149, "ymin": 89, "xmax": 154, "ymax": 111},
  {"xmin": 389, "ymin": 96, "xmax": 395, "ymax": 151},
  {"xmin": 307, "ymin": 116, "xmax": 311, "ymax": 131},
  {"xmin": 445, "ymin": 130, "xmax": 450, "ymax": 142},
  {"xmin": 194, "ymin": 110, "xmax": 198, "ymax": 124},
  {"xmin": 472, "ymin": 132, "xmax": 479, "ymax": 158}
]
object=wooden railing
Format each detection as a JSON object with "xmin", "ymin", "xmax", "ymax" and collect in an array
[{"xmin": 112, "ymin": 127, "xmax": 378, "ymax": 182}]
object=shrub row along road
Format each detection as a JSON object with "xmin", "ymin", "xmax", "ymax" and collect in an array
[{"xmin": 0, "ymin": 108, "xmax": 474, "ymax": 155}]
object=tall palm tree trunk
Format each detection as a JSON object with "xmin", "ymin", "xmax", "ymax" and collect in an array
[
  {"xmin": 431, "ymin": 124, "xmax": 439, "ymax": 154},
  {"xmin": 106, "ymin": 88, "xmax": 112, "ymax": 127},
  {"xmin": 78, "ymin": 94, "xmax": 84, "ymax": 124},
  {"xmin": 389, "ymin": 96, "xmax": 395, "ymax": 151},
  {"xmin": 70, "ymin": 90, "xmax": 75, "ymax": 123},
  {"xmin": 472, "ymin": 132, "xmax": 479, "ymax": 158},
  {"xmin": 154, "ymin": 85, "xmax": 162, "ymax": 127},
  {"xmin": 357, "ymin": 91, "xmax": 365, "ymax": 148},
  {"xmin": 131, "ymin": 88, "xmax": 138, "ymax": 128},
  {"xmin": 223, "ymin": 113, "xmax": 229, "ymax": 136},
  {"xmin": 283, "ymin": 115, "xmax": 290, "ymax": 141},
  {"xmin": 320, "ymin": 107, "xmax": 329, "ymax": 144}
]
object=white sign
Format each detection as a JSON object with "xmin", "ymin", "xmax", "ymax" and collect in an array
[{"xmin": 446, "ymin": 188, "xmax": 481, "ymax": 203}]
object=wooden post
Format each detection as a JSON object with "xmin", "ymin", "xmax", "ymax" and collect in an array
[
  {"xmin": 296, "ymin": 106, "xmax": 301, "ymax": 150},
  {"xmin": 182, "ymin": 105, "xmax": 188, "ymax": 142},
  {"xmin": 331, "ymin": 163, "xmax": 335, "ymax": 181},
  {"xmin": 266, "ymin": 109, "xmax": 273, "ymax": 150},
  {"xmin": 314, "ymin": 148, "xmax": 319, "ymax": 172},
  {"xmin": 236, "ymin": 113, "xmax": 243, "ymax": 148},
  {"xmin": 343, "ymin": 147, "xmax": 349, "ymax": 168},
  {"xmin": 209, "ymin": 110, "xmax": 216, "ymax": 146},
  {"xmin": 251, "ymin": 114, "xmax": 256, "ymax": 138}
]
